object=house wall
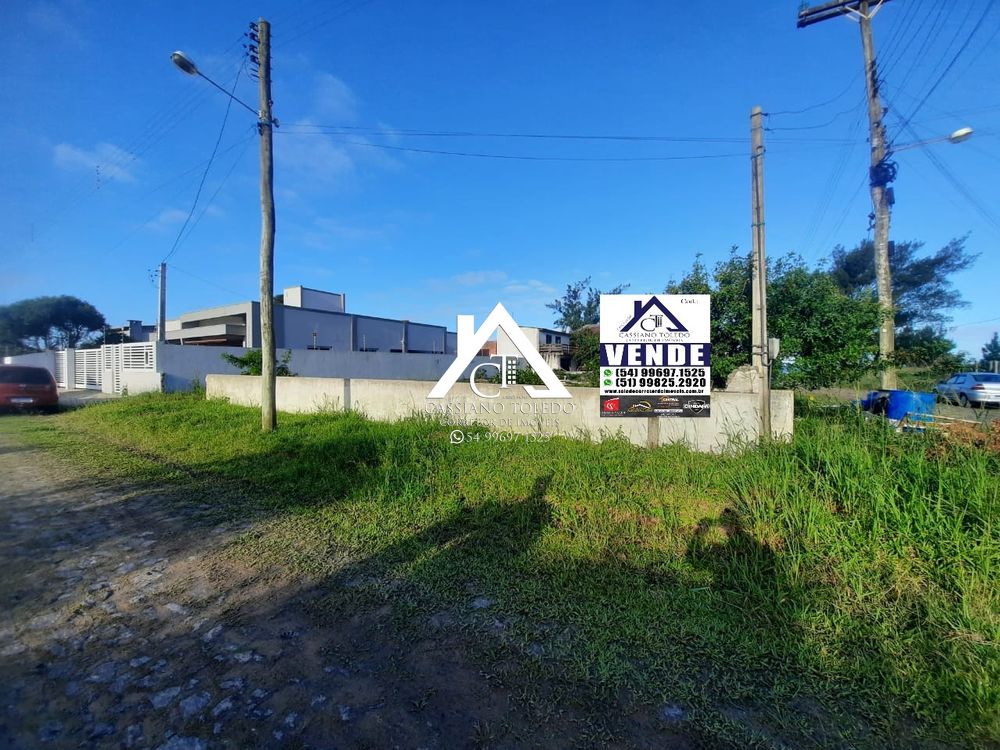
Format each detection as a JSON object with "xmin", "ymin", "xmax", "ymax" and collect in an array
[
  {"xmin": 355, "ymin": 317, "xmax": 405, "ymax": 352},
  {"xmin": 276, "ymin": 307, "xmax": 353, "ymax": 350},
  {"xmin": 406, "ymin": 322, "xmax": 447, "ymax": 353},
  {"xmin": 2, "ymin": 350, "xmax": 57, "ymax": 375},
  {"xmin": 284, "ymin": 286, "xmax": 345, "ymax": 313},
  {"xmin": 143, "ymin": 343, "xmax": 490, "ymax": 393},
  {"xmin": 206, "ymin": 374, "xmax": 794, "ymax": 453}
]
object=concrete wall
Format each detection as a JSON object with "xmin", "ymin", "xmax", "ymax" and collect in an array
[
  {"xmin": 207, "ymin": 374, "xmax": 793, "ymax": 453},
  {"xmin": 146, "ymin": 344, "xmax": 490, "ymax": 394},
  {"xmin": 2, "ymin": 351, "xmax": 57, "ymax": 376}
]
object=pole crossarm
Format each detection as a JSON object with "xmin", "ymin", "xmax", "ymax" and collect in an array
[{"xmin": 797, "ymin": 0, "xmax": 892, "ymax": 28}]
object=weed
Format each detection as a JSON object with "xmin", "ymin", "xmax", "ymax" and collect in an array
[{"xmin": 4, "ymin": 393, "xmax": 997, "ymax": 747}]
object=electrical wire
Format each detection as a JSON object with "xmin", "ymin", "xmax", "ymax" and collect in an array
[
  {"xmin": 174, "ymin": 135, "xmax": 256, "ymax": 250},
  {"xmin": 169, "ymin": 264, "xmax": 245, "ymax": 300},
  {"xmin": 893, "ymin": 2, "xmax": 992, "ymax": 140},
  {"xmin": 275, "ymin": 132, "xmax": 748, "ymax": 161},
  {"xmin": 274, "ymin": 0, "xmax": 377, "ymax": 47},
  {"xmin": 163, "ymin": 63, "xmax": 244, "ymax": 263},
  {"xmin": 763, "ymin": 98, "xmax": 866, "ymax": 132},
  {"xmin": 876, "ymin": 0, "xmax": 924, "ymax": 81},
  {"xmin": 883, "ymin": 0, "xmax": 950, "ymax": 104},
  {"xmin": 766, "ymin": 73, "xmax": 861, "ymax": 117},
  {"xmin": 279, "ymin": 123, "xmax": 859, "ymax": 145}
]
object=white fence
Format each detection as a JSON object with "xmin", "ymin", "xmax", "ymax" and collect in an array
[
  {"xmin": 55, "ymin": 351, "xmax": 68, "ymax": 388},
  {"xmin": 7, "ymin": 342, "xmax": 483, "ymax": 396}
]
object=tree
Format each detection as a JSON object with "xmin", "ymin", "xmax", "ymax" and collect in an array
[
  {"xmin": 547, "ymin": 277, "xmax": 628, "ymax": 332},
  {"xmin": 569, "ymin": 326, "xmax": 601, "ymax": 385},
  {"xmin": 667, "ymin": 249, "xmax": 882, "ymax": 388},
  {"xmin": 829, "ymin": 236, "xmax": 977, "ymax": 360},
  {"xmin": 221, "ymin": 349, "xmax": 295, "ymax": 377},
  {"xmin": 981, "ymin": 332, "xmax": 1000, "ymax": 371},
  {"xmin": 666, "ymin": 249, "xmax": 752, "ymax": 386},
  {"xmin": 0, "ymin": 296, "xmax": 105, "ymax": 351}
]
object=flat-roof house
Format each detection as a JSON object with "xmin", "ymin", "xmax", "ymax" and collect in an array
[{"xmin": 164, "ymin": 286, "xmax": 456, "ymax": 354}]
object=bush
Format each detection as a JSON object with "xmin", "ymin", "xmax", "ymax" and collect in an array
[{"xmin": 221, "ymin": 349, "xmax": 295, "ymax": 377}]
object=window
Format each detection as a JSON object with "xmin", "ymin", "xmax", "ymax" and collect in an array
[
  {"xmin": 545, "ymin": 334, "xmax": 552, "ymax": 344},
  {"xmin": 974, "ymin": 374, "xmax": 1000, "ymax": 383},
  {"xmin": 556, "ymin": 336, "xmax": 562, "ymax": 344}
]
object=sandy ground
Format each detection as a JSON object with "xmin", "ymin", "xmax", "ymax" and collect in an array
[{"xmin": 0, "ymin": 426, "xmax": 697, "ymax": 750}]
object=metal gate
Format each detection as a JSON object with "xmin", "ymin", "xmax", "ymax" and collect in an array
[
  {"xmin": 74, "ymin": 349, "xmax": 102, "ymax": 390},
  {"xmin": 54, "ymin": 351, "xmax": 68, "ymax": 388}
]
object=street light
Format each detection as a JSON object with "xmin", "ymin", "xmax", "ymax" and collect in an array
[
  {"xmin": 894, "ymin": 127, "xmax": 974, "ymax": 152},
  {"xmin": 170, "ymin": 21, "xmax": 278, "ymax": 432}
]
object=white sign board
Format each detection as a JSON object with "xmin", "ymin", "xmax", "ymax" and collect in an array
[{"xmin": 599, "ymin": 294, "xmax": 711, "ymax": 417}]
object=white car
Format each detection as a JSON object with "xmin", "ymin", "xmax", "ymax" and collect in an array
[{"xmin": 934, "ymin": 372, "xmax": 1000, "ymax": 408}]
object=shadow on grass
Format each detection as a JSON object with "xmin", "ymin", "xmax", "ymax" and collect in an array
[{"xmin": 1, "ymin": 400, "xmax": 983, "ymax": 748}]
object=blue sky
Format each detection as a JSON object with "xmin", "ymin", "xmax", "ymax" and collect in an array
[{"xmin": 3, "ymin": 0, "xmax": 998, "ymax": 357}]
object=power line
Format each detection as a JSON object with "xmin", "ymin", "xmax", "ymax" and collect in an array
[
  {"xmin": 764, "ymin": 96, "xmax": 867, "ymax": 131},
  {"xmin": 765, "ymin": 73, "xmax": 861, "ymax": 117},
  {"xmin": 949, "ymin": 315, "xmax": 1000, "ymax": 330},
  {"xmin": 277, "ymin": 132, "xmax": 751, "ymax": 161},
  {"xmin": 175, "ymin": 135, "xmax": 256, "ymax": 251},
  {"xmin": 876, "ymin": 0, "xmax": 924, "ymax": 80},
  {"xmin": 893, "ymin": 1, "xmax": 992, "ymax": 140},
  {"xmin": 275, "ymin": 0, "xmax": 377, "ymax": 47},
  {"xmin": 169, "ymin": 264, "xmax": 245, "ymax": 300},
  {"xmin": 279, "ymin": 122, "xmax": 859, "ymax": 145},
  {"xmin": 882, "ymin": 0, "xmax": 949, "ymax": 103},
  {"xmin": 163, "ymin": 63, "xmax": 244, "ymax": 263}
]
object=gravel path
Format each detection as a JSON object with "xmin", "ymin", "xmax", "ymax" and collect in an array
[{"xmin": 0, "ymin": 427, "xmax": 694, "ymax": 750}]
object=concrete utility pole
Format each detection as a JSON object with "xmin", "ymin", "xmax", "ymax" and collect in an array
[
  {"xmin": 798, "ymin": 0, "xmax": 897, "ymax": 390},
  {"xmin": 257, "ymin": 18, "xmax": 277, "ymax": 431},
  {"xmin": 750, "ymin": 106, "xmax": 771, "ymax": 439},
  {"xmin": 157, "ymin": 262, "xmax": 167, "ymax": 342}
]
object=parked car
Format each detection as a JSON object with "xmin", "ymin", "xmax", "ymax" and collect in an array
[
  {"xmin": 0, "ymin": 365, "xmax": 60, "ymax": 412},
  {"xmin": 934, "ymin": 372, "xmax": 1000, "ymax": 408}
]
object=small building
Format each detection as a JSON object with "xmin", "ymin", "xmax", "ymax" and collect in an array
[
  {"xmin": 496, "ymin": 326, "xmax": 571, "ymax": 371},
  {"xmin": 106, "ymin": 320, "xmax": 157, "ymax": 344}
]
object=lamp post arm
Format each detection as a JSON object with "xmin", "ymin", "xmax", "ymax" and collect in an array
[{"xmin": 196, "ymin": 71, "xmax": 260, "ymax": 118}]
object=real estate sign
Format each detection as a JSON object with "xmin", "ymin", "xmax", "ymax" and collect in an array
[{"xmin": 599, "ymin": 294, "xmax": 711, "ymax": 417}]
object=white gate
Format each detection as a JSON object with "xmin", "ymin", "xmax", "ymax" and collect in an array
[
  {"xmin": 74, "ymin": 349, "xmax": 102, "ymax": 390},
  {"xmin": 104, "ymin": 342, "xmax": 156, "ymax": 394},
  {"xmin": 54, "ymin": 351, "xmax": 68, "ymax": 388}
]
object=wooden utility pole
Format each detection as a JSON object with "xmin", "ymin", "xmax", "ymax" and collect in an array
[
  {"xmin": 257, "ymin": 18, "xmax": 277, "ymax": 431},
  {"xmin": 798, "ymin": 0, "xmax": 896, "ymax": 390},
  {"xmin": 750, "ymin": 106, "xmax": 771, "ymax": 439},
  {"xmin": 157, "ymin": 262, "xmax": 167, "ymax": 342}
]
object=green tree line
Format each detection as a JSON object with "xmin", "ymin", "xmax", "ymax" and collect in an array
[{"xmin": 553, "ymin": 237, "xmax": 980, "ymax": 389}]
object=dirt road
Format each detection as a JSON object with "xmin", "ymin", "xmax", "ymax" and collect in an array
[{"xmin": 0, "ymin": 428, "xmax": 695, "ymax": 749}]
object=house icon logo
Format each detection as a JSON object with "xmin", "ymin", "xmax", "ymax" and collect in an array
[
  {"xmin": 429, "ymin": 303, "xmax": 571, "ymax": 399},
  {"xmin": 619, "ymin": 296, "xmax": 688, "ymax": 333}
]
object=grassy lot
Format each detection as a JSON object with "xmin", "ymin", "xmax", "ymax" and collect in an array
[{"xmin": 5, "ymin": 394, "xmax": 998, "ymax": 747}]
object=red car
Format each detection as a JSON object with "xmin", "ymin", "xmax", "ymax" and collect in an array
[{"xmin": 0, "ymin": 365, "xmax": 60, "ymax": 412}]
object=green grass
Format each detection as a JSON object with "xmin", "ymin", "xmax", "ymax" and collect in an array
[{"xmin": 5, "ymin": 394, "xmax": 998, "ymax": 747}]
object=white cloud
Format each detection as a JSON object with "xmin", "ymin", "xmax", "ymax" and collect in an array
[
  {"xmin": 26, "ymin": 2, "xmax": 85, "ymax": 47},
  {"xmin": 53, "ymin": 142, "xmax": 135, "ymax": 182},
  {"xmin": 314, "ymin": 218, "xmax": 387, "ymax": 242},
  {"xmin": 502, "ymin": 279, "xmax": 557, "ymax": 296},
  {"xmin": 315, "ymin": 73, "xmax": 358, "ymax": 122},
  {"xmin": 452, "ymin": 270, "xmax": 508, "ymax": 286},
  {"xmin": 145, "ymin": 208, "xmax": 188, "ymax": 231}
]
